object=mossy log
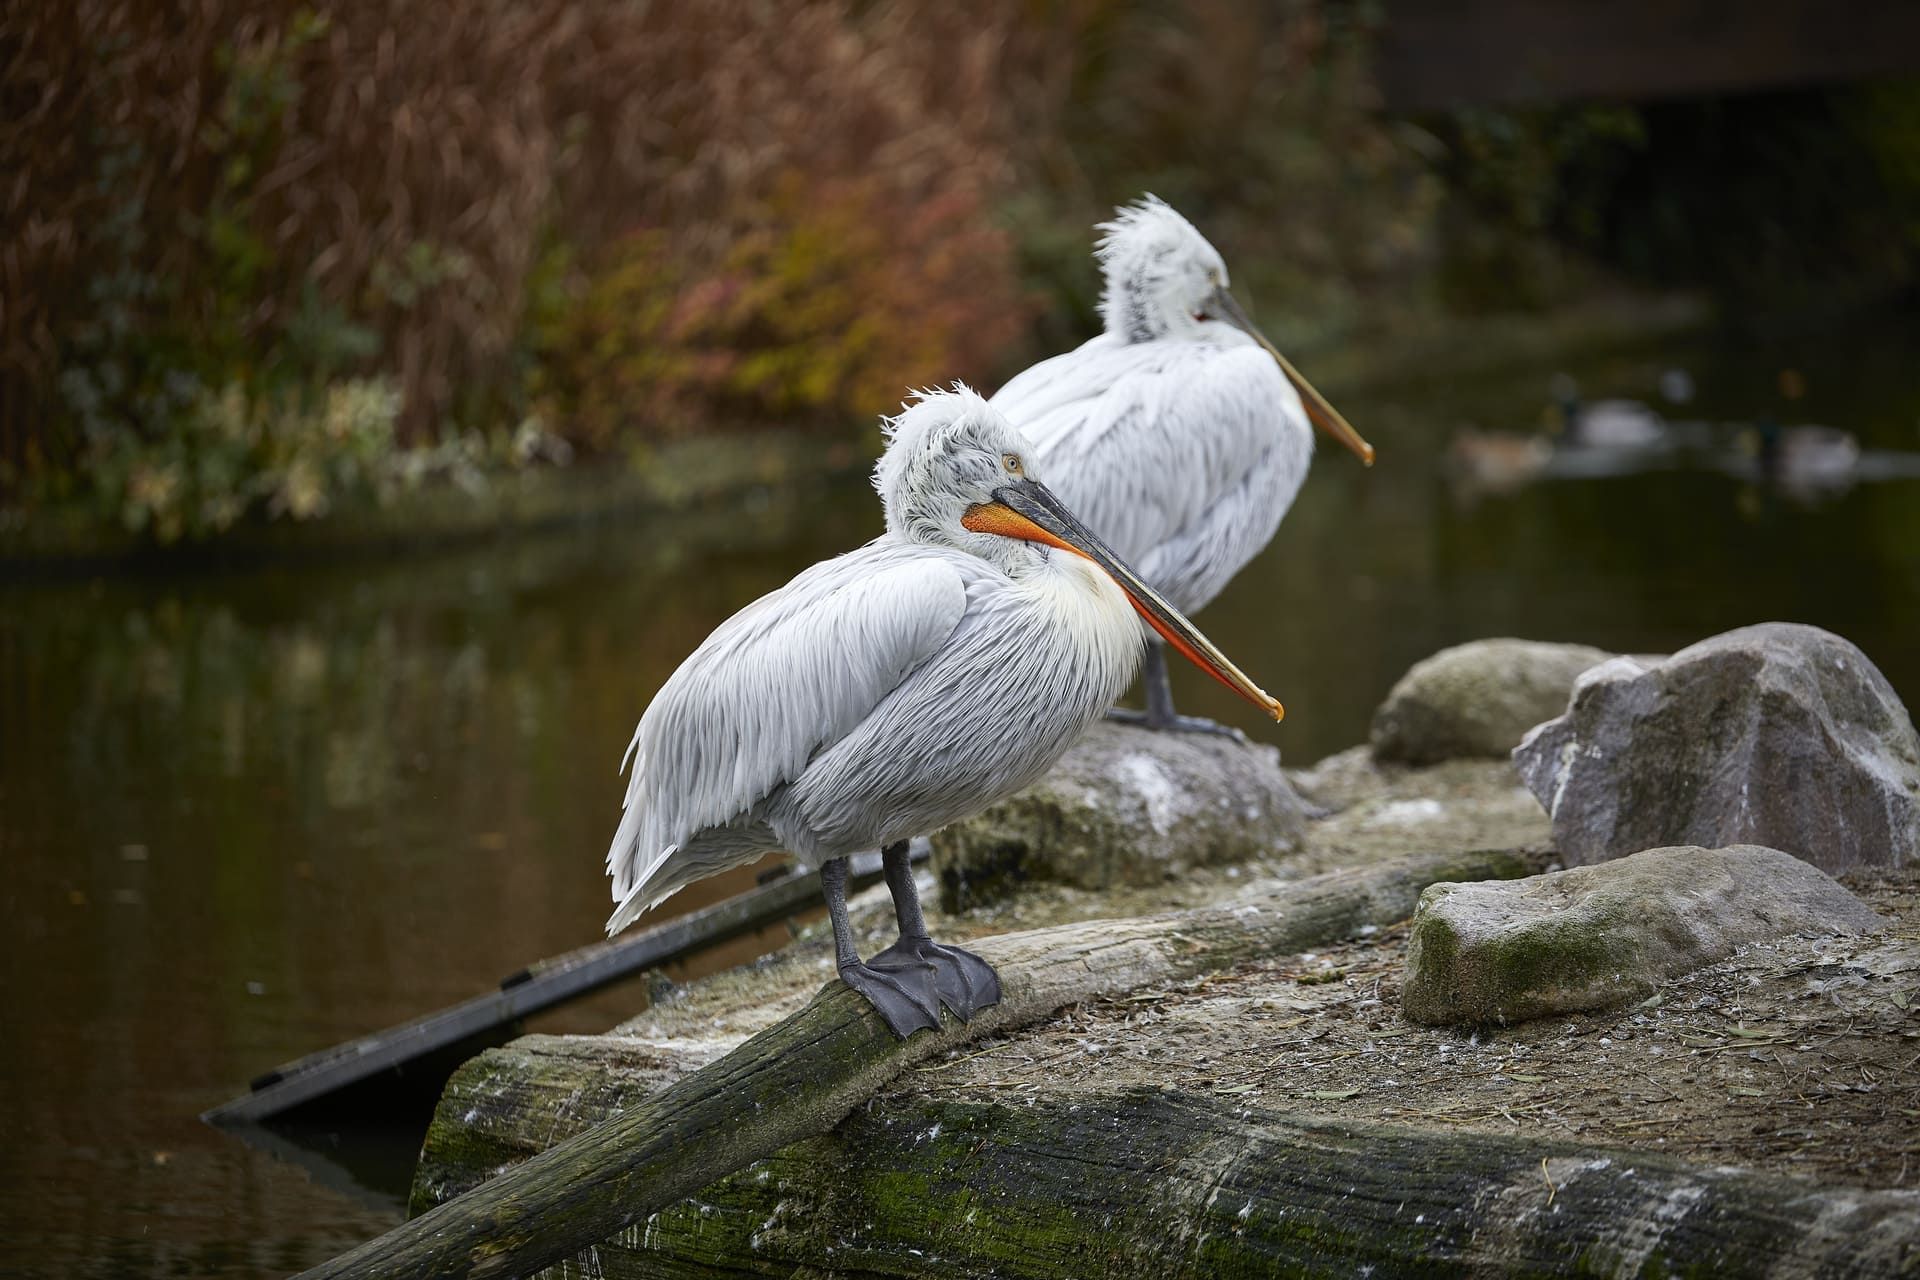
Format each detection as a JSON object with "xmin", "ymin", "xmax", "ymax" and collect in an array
[
  {"xmin": 474, "ymin": 1089, "xmax": 1918, "ymax": 1278},
  {"xmin": 301, "ymin": 847, "xmax": 1542, "ymax": 1280}
]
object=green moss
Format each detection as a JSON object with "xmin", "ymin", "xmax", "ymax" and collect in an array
[
  {"xmin": 1409, "ymin": 872, "xmax": 1659, "ymax": 1027},
  {"xmin": 1481, "ymin": 912, "xmax": 1634, "ymax": 1007},
  {"xmin": 1411, "ymin": 903, "xmax": 1461, "ymax": 974}
]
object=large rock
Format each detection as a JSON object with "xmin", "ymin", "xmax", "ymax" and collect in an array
[
  {"xmin": 1402, "ymin": 844, "xmax": 1883, "ymax": 1026},
  {"xmin": 1370, "ymin": 639, "xmax": 1615, "ymax": 765},
  {"xmin": 1513, "ymin": 623, "xmax": 1920, "ymax": 872},
  {"xmin": 933, "ymin": 722, "xmax": 1306, "ymax": 910}
]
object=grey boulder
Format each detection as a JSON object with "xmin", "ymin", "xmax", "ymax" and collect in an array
[
  {"xmin": 1371, "ymin": 639, "xmax": 1615, "ymax": 765},
  {"xmin": 932, "ymin": 721, "xmax": 1305, "ymax": 910},
  {"xmin": 1402, "ymin": 844, "xmax": 1883, "ymax": 1026},
  {"xmin": 1513, "ymin": 623, "xmax": 1920, "ymax": 872}
]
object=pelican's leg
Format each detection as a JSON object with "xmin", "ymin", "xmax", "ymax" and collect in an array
[
  {"xmin": 1104, "ymin": 645, "xmax": 1246, "ymax": 740},
  {"xmin": 822, "ymin": 856, "xmax": 940, "ymax": 1038},
  {"xmin": 868, "ymin": 841, "xmax": 1001, "ymax": 1022}
]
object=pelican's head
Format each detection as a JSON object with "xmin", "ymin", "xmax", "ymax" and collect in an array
[
  {"xmin": 875, "ymin": 386, "xmax": 1284, "ymax": 721},
  {"xmin": 1096, "ymin": 196, "xmax": 1229, "ymax": 345},
  {"xmin": 1095, "ymin": 196, "xmax": 1374, "ymax": 466}
]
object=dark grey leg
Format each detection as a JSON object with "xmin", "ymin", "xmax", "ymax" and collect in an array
[
  {"xmin": 1143, "ymin": 642, "xmax": 1179, "ymax": 725},
  {"xmin": 822, "ymin": 855, "xmax": 939, "ymax": 1038},
  {"xmin": 882, "ymin": 840, "xmax": 930, "ymax": 941},
  {"xmin": 867, "ymin": 842, "xmax": 1002, "ymax": 1022},
  {"xmin": 1105, "ymin": 644, "xmax": 1246, "ymax": 739}
]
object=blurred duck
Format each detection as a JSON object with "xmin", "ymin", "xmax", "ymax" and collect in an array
[
  {"xmin": 1744, "ymin": 418, "xmax": 1862, "ymax": 496},
  {"xmin": 1550, "ymin": 374, "xmax": 1669, "ymax": 451}
]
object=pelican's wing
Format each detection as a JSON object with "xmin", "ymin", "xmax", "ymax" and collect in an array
[
  {"xmin": 1125, "ymin": 347, "xmax": 1303, "ymax": 594},
  {"xmin": 605, "ymin": 544, "xmax": 969, "ymax": 928},
  {"xmin": 1004, "ymin": 343, "xmax": 1294, "ymax": 566},
  {"xmin": 988, "ymin": 332, "xmax": 1126, "ymax": 429}
]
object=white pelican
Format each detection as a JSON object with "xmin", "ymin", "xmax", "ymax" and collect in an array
[
  {"xmin": 604, "ymin": 387, "xmax": 1283, "ymax": 1036},
  {"xmin": 991, "ymin": 196, "xmax": 1372, "ymax": 734}
]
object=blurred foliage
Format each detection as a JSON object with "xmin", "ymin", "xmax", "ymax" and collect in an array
[
  {"xmin": 1428, "ymin": 80, "xmax": 1920, "ymax": 320},
  {"xmin": 89, "ymin": 379, "xmax": 399, "ymax": 542},
  {"xmin": 963, "ymin": 0, "xmax": 1446, "ymax": 351},
  {"xmin": 6, "ymin": 0, "xmax": 1919, "ymax": 546},
  {"xmin": 70, "ymin": 377, "xmax": 569, "ymax": 541},
  {"xmin": 528, "ymin": 178, "xmax": 1028, "ymax": 447},
  {"xmin": 2, "ymin": 0, "xmax": 1022, "ymax": 538}
]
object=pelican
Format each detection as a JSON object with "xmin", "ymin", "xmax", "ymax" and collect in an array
[
  {"xmin": 604, "ymin": 387, "xmax": 1283, "ymax": 1037},
  {"xmin": 991, "ymin": 196, "xmax": 1372, "ymax": 734}
]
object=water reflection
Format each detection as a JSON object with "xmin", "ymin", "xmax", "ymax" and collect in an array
[
  {"xmin": 0, "ymin": 487, "xmax": 871, "ymax": 1276},
  {"xmin": 3, "ymin": 323, "xmax": 1919, "ymax": 1276}
]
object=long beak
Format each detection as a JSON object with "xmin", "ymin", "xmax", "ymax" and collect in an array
[
  {"xmin": 1209, "ymin": 287, "xmax": 1374, "ymax": 467},
  {"xmin": 962, "ymin": 479, "xmax": 1284, "ymax": 721}
]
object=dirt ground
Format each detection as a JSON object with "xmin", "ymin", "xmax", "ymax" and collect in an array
[
  {"xmin": 891, "ymin": 868, "xmax": 1920, "ymax": 1187},
  {"xmin": 611, "ymin": 748, "xmax": 1917, "ymax": 1191}
]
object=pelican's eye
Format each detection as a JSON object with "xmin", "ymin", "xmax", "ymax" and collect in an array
[{"xmin": 1001, "ymin": 452, "xmax": 1024, "ymax": 476}]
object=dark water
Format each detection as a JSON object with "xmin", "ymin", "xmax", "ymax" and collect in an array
[{"xmin": 3, "ymin": 319, "xmax": 1918, "ymax": 1277}]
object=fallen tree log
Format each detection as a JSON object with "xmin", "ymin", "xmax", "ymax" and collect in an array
[
  {"xmin": 481, "ymin": 1088, "xmax": 1920, "ymax": 1278},
  {"xmin": 302, "ymin": 847, "xmax": 1543, "ymax": 1280}
]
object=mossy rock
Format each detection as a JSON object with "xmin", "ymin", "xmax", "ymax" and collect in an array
[
  {"xmin": 1403, "ymin": 844, "xmax": 1883, "ymax": 1026},
  {"xmin": 932, "ymin": 722, "xmax": 1305, "ymax": 911}
]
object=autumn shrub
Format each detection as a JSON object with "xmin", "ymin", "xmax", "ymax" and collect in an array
[
  {"xmin": 91, "ymin": 378, "xmax": 401, "ymax": 542},
  {"xmin": 910, "ymin": 0, "xmax": 1446, "ymax": 350},
  {"xmin": 2, "ymin": 0, "xmax": 1030, "ymax": 522},
  {"xmin": 529, "ymin": 177, "xmax": 1029, "ymax": 446}
]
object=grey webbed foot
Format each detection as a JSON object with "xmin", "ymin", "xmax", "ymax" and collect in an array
[
  {"xmin": 1103, "ymin": 706, "xmax": 1248, "ymax": 743},
  {"xmin": 870, "ymin": 936, "xmax": 1002, "ymax": 1022},
  {"xmin": 838, "ymin": 959, "xmax": 942, "ymax": 1038}
]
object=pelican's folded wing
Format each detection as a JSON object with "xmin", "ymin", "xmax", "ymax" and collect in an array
[
  {"xmin": 1122, "ymin": 346, "xmax": 1301, "ymax": 587},
  {"xmin": 1011, "ymin": 344, "xmax": 1299, "ymax": 611},
  {"xmin": 988, "ymin": 332, "xmax": 1125, "ymax": 430},
  {"xmin": 605, "ymin": 547, "xmax": 970, "ymax": 920}
]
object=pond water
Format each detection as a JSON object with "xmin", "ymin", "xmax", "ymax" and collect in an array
[{"xmin": 3, "ymin": 317, "xmax": 1917, "ymax": 1277}]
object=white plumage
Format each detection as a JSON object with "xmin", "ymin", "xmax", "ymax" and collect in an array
[
  {"xmin": 995, "ymin": 333, "xmax": 1306, "ymax": 616},
  {"xmin": 600, "ymin": 386, "xmax": 1283, "ymax": 1035},
  {"xmin": 991, "ymin": 198, "xmax": 1372, "ymax": 730}
]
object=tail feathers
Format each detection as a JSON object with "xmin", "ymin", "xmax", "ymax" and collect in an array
[
  {"xmin": 606, "ymin": 869, "xmax": 685, "ymax": 937},
  {"xmin": 604, "ymin": 826, "xmax": 777, "ymax": 935},
  {"xmin": 603, "ymin": 781, "xmax": 655, "ymax": 886}
]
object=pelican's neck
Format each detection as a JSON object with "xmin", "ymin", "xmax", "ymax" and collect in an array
[
  {"xmin": 983, "ymin": 537, "xmax": 1053, "ymax": 581},
  {"xmin": 1019, "ymin": 550, "xmax": 1144, "ymax": 699},
  {"xmin": 1104, "ymin": 283, "xmax": 1195, "ymax": 345}
]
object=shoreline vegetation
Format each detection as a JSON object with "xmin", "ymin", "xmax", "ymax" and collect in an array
[
  {"xmin": 0, "ymin": 289, "xmax": 1707, "ymax": 570},
  {"xmin": 5, "ymin": 0, "xmax": 1914, "ymax": 565}
]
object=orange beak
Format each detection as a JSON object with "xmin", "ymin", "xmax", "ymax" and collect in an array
[{"xmin": 962, "ymin": 482, "xmax": 1284, "ymax": 722}]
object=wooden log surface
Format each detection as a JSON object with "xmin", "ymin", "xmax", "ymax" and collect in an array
[
  {"xmin": 204, "ymin": 850, "xmax": 894, "ymax": 1126},
  {"xmin": 298, "ymin": 846, "xmax": 1543, "ymax": 1279},
  {"xmin": 528, "ymin": 1088, "xmax": 1920, "ymax": 1278}
]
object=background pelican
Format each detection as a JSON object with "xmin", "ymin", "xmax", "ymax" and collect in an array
[
  {"xmin": 991, "ymin": 196, "xmax": 1373, "ymax": 734},
  {"xmin": 603, "ymin": 387, "xmax": 1283, "ymax": 1036}
]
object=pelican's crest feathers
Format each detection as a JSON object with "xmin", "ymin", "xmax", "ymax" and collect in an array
[{"xmin": 1094, "ymin": 196, "xmax": 1225, "ymax": 341}]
